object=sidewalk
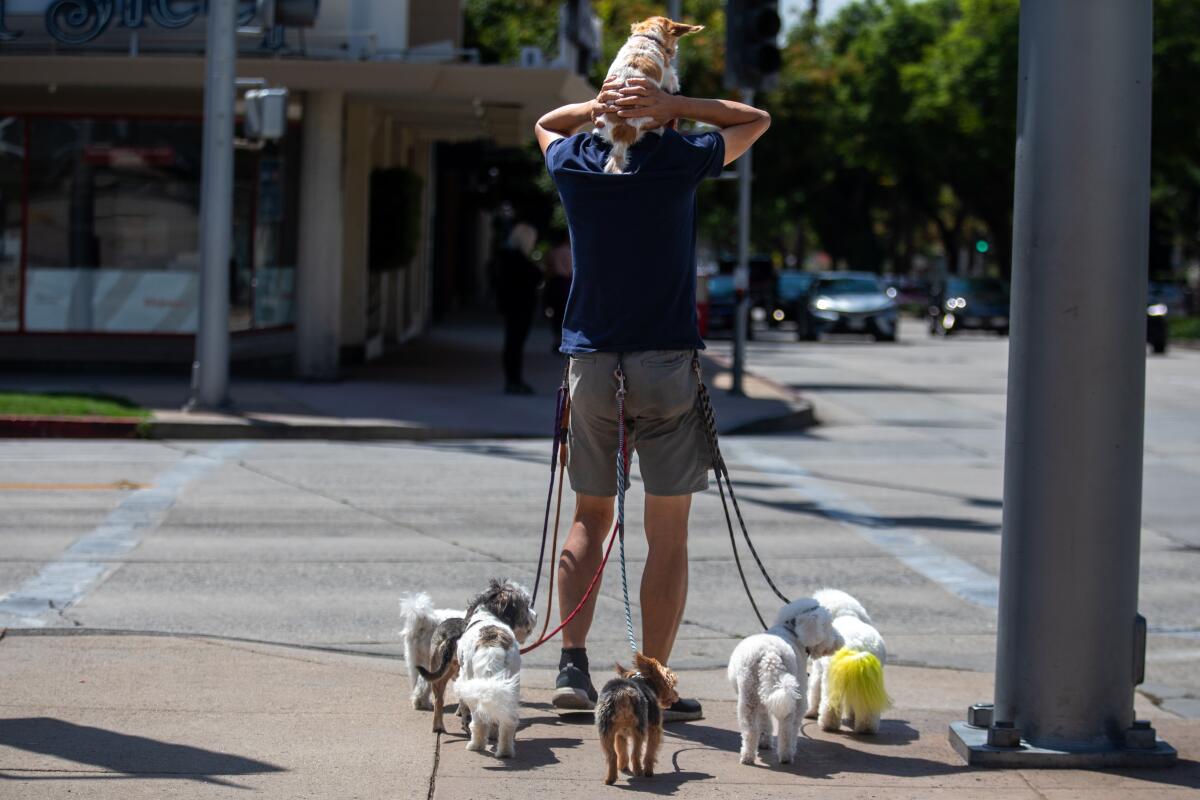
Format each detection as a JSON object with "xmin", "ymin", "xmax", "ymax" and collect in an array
[
  {"xmin": 0, "ymin": 317, "xmax": 813, "ymax": 440},
  {"xmin": 1, "ymin": 630, "xmax": 1195, "ymax": 798}
]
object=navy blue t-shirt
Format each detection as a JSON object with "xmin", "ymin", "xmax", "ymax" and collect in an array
[{"xmin": 546, "ymin": 128, "xmax": 725, "ymax": 353}]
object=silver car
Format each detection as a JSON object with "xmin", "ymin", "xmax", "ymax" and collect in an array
[{"xmin": 803, "ymin": 272, "xmax": 900, "ymax": 342}]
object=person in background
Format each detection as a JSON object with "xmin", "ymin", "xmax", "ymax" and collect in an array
[
  {"xmin": 495, "ymin": 222, "xmax": 542, "ymax": 395},
  {"xmin": 542, "ymin": 229, "xmax": 574, "ymax": 353}
]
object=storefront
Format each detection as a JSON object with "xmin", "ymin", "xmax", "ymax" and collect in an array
[{"xmin": 0, "ymin": 0, "xmax": 594, "ymax": 371}]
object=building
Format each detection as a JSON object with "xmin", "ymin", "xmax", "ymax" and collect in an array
[{"xmin": 0, "ymin": 0, "xmax": 595, "ymax": 374}]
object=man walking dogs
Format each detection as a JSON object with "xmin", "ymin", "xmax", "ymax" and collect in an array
[{"xmin": 535, "ymin": 76, "xmax": 770, "ymax": 721}]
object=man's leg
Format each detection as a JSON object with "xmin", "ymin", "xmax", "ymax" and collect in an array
[
  {"xmin": 641, "ymin": 493, "xmax": 691, "ymax": 663},
  {"xmin": 558, "ymin": 492, "xmax": 614, "ymax": 648},
  {"xmin": 553, "ymin": 491, "xmax": 613, "ymax": 710}
]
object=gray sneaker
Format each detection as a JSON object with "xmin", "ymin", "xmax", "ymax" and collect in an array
[
  {"xmin": 662, "ymin": 697, "xmax": 704, "ymax": 723},
  {"xmin": 552, "ymin": 651, "xmax": 598, "ymax": 711}
]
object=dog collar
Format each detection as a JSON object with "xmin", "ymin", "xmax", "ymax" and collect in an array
[{"xmin": 631, "ymin": 32, "xmax": 675, "ymax": 57}]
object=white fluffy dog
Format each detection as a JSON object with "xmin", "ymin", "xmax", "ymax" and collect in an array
[
  {"xmin": 806, "ymin": 588, "xmax": 890, "ymax": 735},
  {"xmin": 455, "ymin": 579, "xmax": 536, "ymax": 758},
  {"xmin": 399, "ymin": 592, "xmax": 464, "ymax": 710},
  {"xmin": 727, "ymin": 599, "xmax": 843, "ymax": 765}
]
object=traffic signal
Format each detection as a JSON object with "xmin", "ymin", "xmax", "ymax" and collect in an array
[{"xmin": 725, "ymin": 0, "xmax": 783, "ymax": 91}]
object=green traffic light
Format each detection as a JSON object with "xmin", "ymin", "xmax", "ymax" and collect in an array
[{"xmin": 976, "ymin": 240, "xmax": 990, "ymax": 254}]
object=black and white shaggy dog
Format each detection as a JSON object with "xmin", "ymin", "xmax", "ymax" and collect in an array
[
  {"xmin": 399, "ymin": 592, "xmax": 464, "ymax": 709},
  {"xmin": 455, "ymin": 579, "xmax": 537, "ymax": 758}
]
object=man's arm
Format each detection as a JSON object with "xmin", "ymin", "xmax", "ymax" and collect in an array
[
  {"xmin": 535, "ymin": 79, "xmax": 625, "ymax": 156},
  {"xmin": 610, "ymin": 78, "xmax": 770, "ymax": 165}
]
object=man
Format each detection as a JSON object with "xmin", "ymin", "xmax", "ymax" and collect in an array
[{"xmin": 534, "ymin": 77, "xmax": 770, "ymax": 721}]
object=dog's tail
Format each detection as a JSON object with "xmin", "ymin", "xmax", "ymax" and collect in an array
[
  {"xmin": 456, "ymin": 675, "xmax": 520, "ymax": 725},
  {"xmin": 603, "ymin": 122, "xmax": 638, "ymax": 174},
  {"xmin": 398, "ymin": 591, "xmax": 438, "ymax": 635},
  {"xmin": 756, "ymin": 651, "xmax": 802, "ymax": 720},
  {"xmin": 415, "ymin": 633, "xmax": 456, "ymax": 681},
  {"xmin": 826, "ymin": 647, "xmax": 891, "ymax": 722}
]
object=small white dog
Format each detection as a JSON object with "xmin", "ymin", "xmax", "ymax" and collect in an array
[
  {"xmin": 455, "ymin": 579, "xmax": 536, "ymax": 758},
  {"xmin": 399, "ymin": 592, "xmax": 464, "ymax": 710},
  {"xmin": 727, "ymin": 599, "xmax": 843, "ymax": 765},
  {"xmin": 806, "ymin": 588, "xmax": 890, "ymax": 735}
]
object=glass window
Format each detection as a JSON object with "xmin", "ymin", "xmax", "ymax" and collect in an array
[
  {"xmin": 25, "ymin": 118, "xmax": 204, "ymax": 333},
  {"xmin": 0, "ymin": 117, "xmax": 23, "ymax": 331},
  {"xmin": 21, "ymin": 116, "xmax": 298, "ymax": 334}
]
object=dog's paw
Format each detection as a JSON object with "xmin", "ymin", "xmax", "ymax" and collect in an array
[
  {"xmin": 739, "ymin": 750, "xmax": 755, "ymax": 765},
  {"xmin": 465, "ymin": 740, "xmax": 486, "ymax": 752},
  {"xmin": 803, "ymin": 708, "xmax": 818, "ymax": 720},
  {"xmin": 411, "ymin": 696, "xmax": 433, "ymax": 711},
  {"xmin": 494, "ymin": 746, "xmax": 514, "ymax": 759}
]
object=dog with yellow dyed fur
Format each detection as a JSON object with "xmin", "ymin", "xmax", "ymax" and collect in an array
[{"xmin": 806, "ymin": 588, "xmax": 891, "ymax": 735}]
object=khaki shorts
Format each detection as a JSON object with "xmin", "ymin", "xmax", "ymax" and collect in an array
[{"xmin": 567, "ymin": 350, "xmax": 711, "ymax": 497}]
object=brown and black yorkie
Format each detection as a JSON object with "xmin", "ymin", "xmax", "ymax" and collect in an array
[{"xmin": 594, "ymin": 652, "xmax": 680, "ymax": 785}]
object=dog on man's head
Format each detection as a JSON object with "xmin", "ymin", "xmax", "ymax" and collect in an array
[
  {"xmin": 727, "ymin": 598, "xmax": 842, "ymax": 765},
  {"xmin": 399, "ymin": 592, "xmax": 464, "ymax": 710},
  {"xmin": 595, "ymin": 652, "xmax": 679, "ymax": 785},
  {"xmin": 805, "ymin": 588, "xmax": 891, "ymax": 735},
  {"xmin": 596, "ymin": 15, "xmax": 704, "ymax": 174},
  {"xmin": 454, "ymin": 578, "xmax": 537, "ymax": 758}
]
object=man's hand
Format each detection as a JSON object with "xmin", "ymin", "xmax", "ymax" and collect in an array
[
  {"xmin": 611, "ymin": 78, "xmax": 680, "ymax": 128},
  {"xmin": 591, "ymin": 76, "xmax": 625, "ymax": 130}
]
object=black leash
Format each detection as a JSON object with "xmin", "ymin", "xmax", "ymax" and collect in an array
[
  {"xmin": 530, "ymin": 361, "xmax": 571, "ymax": 609},
  {"xmin": 692, "ymin": 355, "xmax": 791, "ymax": 630}
]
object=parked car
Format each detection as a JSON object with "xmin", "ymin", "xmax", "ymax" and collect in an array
[
  {"xmin": 803, "ymin": 272, "xmax": 899, "ymax": 342},
  {"xmin": 704, "ymin": 274, "xmax": 755, "ymax": 339},
  {"xmin": 928, "ymin": 277, "xmax": 1011, "ymax": 336},
  {"xmin": 768, "ymin": 271, "xmax": 817, "ymax": 338}
]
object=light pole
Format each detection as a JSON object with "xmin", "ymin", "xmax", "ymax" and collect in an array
[
  {"xmin": 188, "ymin": 0, "xmax": 237, "ymax": 410},
  {"xmin": 949, "ymin": 1, "xmax": 1174, "ymax": 767},
  {"xmin": 731, "ymin": 87, "xmax": 753, "ymax": 397}
]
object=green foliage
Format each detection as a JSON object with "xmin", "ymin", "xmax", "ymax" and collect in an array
[
  {"xmin": 463, "ymin": 0, "xmax": 560, "ymax": 64},
  {"xmin": 464, "ymin": 1, "xmax": 1198, "ymax": 276}
]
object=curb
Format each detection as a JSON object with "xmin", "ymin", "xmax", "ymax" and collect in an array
[
  {"xmin": 699, "ymin": 352, "xmax": 818, "ymax": 435},
  {"xmin": 0, "ymin": 415, "xmax": 146, "ymax": 439},
  {"xmin": 145, "ymin": 419, "xmax": 495, "ymax": 442}
]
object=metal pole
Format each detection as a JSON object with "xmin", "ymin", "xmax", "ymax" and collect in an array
[
  {"xmin": 189, "ymin": 0, "xmax": 236, "ymax": 410},
  {"xmin": 731, "ymin": 87, "xmax": 752, "ymax": 397},
  {"xmin": 950, "ymin": 1, "xmax": 1174, "ymax": 767}
]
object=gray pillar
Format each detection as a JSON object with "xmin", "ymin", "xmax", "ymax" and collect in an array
[
  {"xmin": 731, "ymin": 87, "xmax": 753, "ymax": 397},
  {"xmin": 950, "ymin": 1, "xmax": 1174, "ymax": 767},
  {"xmin": 189, "ymin": 0, "xmax": 236, "ymax": 409},
  {"xmin": 295, "ymin": 90, "xmax": 344, "ymax": 379}
]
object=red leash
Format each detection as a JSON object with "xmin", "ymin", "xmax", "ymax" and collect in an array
[{"xmin": 520, "ymin": 522, "xmax": 618, "ymax": 655}]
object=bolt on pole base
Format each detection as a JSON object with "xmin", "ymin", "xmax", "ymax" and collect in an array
[{"xmin": 949, "ymin": 717, "xmax": 1177, "ymax": 769}]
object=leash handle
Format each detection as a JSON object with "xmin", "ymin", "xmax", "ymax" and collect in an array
[{"xmin": 531, "ymin": 362, "xmax": 571, "ymax": 608}]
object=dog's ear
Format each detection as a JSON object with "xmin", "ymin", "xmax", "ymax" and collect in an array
[
  {"xmin": 667, "ymin": 21, "xmax": 704, "ymax": 37},
  {"xmin": 633, "ymin": 652, "xmax": 678, "ymax": 705},
  {"xmin": 615, "ymin": 661, "xmax": 631, "ymax": 678}
]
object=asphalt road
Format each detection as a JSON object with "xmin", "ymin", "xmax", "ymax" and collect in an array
[{"xmin": 1, "ymin": 317, "xmax": 1197, "ymax": 715}]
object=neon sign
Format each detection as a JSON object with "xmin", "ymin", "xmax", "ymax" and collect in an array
[{"xmin": 0, "ymin": 1, "xmax": 257, "ymax": 46}]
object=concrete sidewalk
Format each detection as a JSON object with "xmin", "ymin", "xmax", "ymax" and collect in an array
[
  {"xmin": 0, "ymin": 318, "xmax": 812, "ymax": 440},
  {"xmin": 1, "ymin": 631, "xmax": 1195, "ymax": 798}
]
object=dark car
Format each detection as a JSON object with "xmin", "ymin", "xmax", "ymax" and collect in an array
[
  {"xmin": 768, "ymin": 271, "xmax": 817, "ymax": 338},
  {"xmin": 803, "ymin": 272, "xmax": 899, "ymax": 342},
  {"xmin": 928, "ymin": 277, "xmax": 1010, "ymax": 336}
]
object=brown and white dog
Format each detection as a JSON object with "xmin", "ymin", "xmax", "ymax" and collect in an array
[
  {"xmin": 415, "ymin": 616, "xmax": 467, "ymax": 733},
  {"xmin": 596, "ymin": 16, "xmax": 704, "ymax": 174},
  {"xmin": 595, "ymin": 652, "xmax": 679, "ymax": 784}
]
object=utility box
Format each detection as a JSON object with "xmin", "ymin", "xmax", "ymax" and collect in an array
[{"xmin": 245, "ymin": 88, "xmax": 289, "ymax": 141}]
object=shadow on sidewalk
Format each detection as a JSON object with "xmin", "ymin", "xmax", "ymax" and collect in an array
[{"xmin": 0, "ymin": 717, "xmax": 284, "ymax": 788}]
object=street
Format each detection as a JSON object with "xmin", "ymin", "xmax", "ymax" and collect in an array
[{"xmin": 3, "ymin": 319, "xmax": 1197, "ymax": 714}]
